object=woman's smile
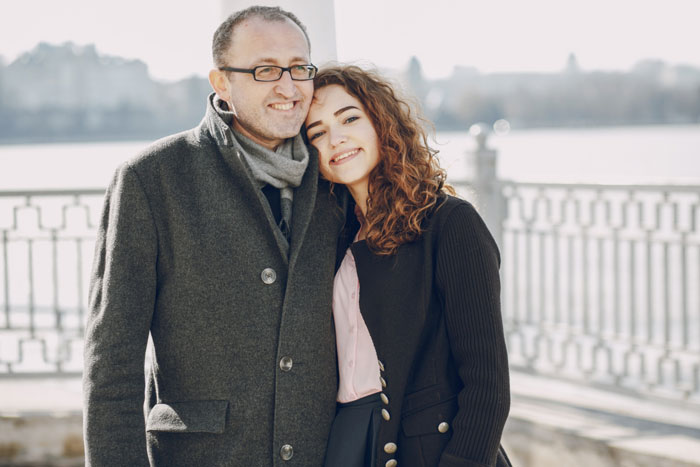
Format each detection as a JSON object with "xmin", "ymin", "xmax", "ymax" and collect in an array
[{"xmin": 330, "ymin": 148, "xmax": 361, "ymax": 164}]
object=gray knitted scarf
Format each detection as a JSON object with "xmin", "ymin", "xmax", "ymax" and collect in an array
[{"xmin": 213, "ymin": 95, "xmax": 309, "ymax": 244}]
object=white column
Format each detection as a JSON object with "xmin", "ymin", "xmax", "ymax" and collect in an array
[
  {"xmin": 220, "ymin": 0, "xmax": 337, "ymax": 66},
  {"xmin": 466, "ymin": 123, "xmax": 503, "ymax": 250}
]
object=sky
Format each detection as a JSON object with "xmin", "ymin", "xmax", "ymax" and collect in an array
[{"xmin": 1, "ymin": 0, "xmax": 699, "ymax": 81}]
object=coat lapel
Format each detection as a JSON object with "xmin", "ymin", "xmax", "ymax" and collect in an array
[
  {"xmin": 214, "ymin": 138, "xmax": 290, "ymax": 265},
  {"xmin": 288, "ymin": 148, "xmax": 319, "ymax": 271}
]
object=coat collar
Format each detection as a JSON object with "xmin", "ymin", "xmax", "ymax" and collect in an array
[
  {"xmin": 202, "ymin": 92, "xmax": 236, "ymax": 147},
  {"xmin": 199, "ymin": 92, "xmax": 319, "ymax": 266}
]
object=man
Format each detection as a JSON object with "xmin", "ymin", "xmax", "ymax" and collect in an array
[{"xmin": 83, "ymin": 6, "xmax": 342, "ymax": 466}]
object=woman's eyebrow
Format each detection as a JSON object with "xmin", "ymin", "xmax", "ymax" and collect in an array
[
  {"xmin": 306, "ymin": 120, "xmax": 322, "ymax": 130},
  {"xmin": 306, "ymin": 106, "xmax": 360, "ymax": 131},
  {"xmin": 333, "ymin": 105, "xmax": 359, "ymax": 116}
]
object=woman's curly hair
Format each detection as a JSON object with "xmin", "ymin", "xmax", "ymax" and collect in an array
[{"xmin": 313, "ymin": 65, "xmax": 454, "ymax": 255}]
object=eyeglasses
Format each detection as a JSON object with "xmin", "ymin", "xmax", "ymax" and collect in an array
[{"xmin": 218, "ymin": 64, "xmax": 318, "ymax": 82}]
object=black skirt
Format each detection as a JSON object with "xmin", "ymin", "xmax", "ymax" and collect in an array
[{"xmin": 324, "ymin": 393, "xmax": 382, "ymax": 467}]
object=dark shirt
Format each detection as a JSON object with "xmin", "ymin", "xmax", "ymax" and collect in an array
[{"xmin": 262, "ymin": 184, "xmax": 281, "ymax": 225}]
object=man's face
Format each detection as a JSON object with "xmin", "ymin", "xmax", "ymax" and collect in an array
[{"xmin": 220, "ymin": 17, "xmax": 313, "ymax": 149}]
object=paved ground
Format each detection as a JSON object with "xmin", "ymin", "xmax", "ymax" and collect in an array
[
  {"xmin": 1, "ymin": 372, "xmax": 700, "ymax": 466},
  {"xmin": 504, "ymin": 372, "xmax": 700, "ymax": 466},
  {"xmin": 0, "ymin": 378, "xmax": 82, "ymax": 415},
  {"xmin": 0, "ymin": 378, "xmax": 83, "ymax": 466}
]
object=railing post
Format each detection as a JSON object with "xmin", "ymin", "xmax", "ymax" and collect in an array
[{"xmin": 466, "ymin": 123, "xmax": 503, "ymax": 250}]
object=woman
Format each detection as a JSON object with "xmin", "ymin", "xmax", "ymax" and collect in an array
[{"xmin": 306, "ymin": 65, "xmax": 511, "ymax": 467}]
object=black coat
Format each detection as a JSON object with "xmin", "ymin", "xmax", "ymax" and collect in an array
[{"xmin": 337, "ymin": 195, "xmax": 511, "ymax": 467}]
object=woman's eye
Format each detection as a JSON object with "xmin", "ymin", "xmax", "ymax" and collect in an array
[
  {"xmin": 308, "ymin": 131, "xmax": 324, "ymax": 141},
  {"xmin": 344, "ymin": 116, "xmax": 359, "ymax": 124}
]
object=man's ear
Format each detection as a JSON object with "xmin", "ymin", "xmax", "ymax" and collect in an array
[{"xmin": 209, "ymin": 69, "xmax": 231, "ymax": 102}]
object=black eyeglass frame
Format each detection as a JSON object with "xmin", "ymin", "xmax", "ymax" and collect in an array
[{"xmin": 218, "ymin": 64, "xmax": 318, "ymax": 82}]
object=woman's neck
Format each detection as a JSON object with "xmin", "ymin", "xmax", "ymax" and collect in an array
[
  {"xmin": 347, "ymin": 183, "xmax": 369, "ymax": 217},
  {"xmin": 352, "ymin": 204, "xmax": 367, "ymax": 241}
]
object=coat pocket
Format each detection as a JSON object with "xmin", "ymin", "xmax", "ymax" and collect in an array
[
  {"xmin": 399, "ymin": 397, "xmax": 458, "ymax": 467},
  {"xmin": 401, "ymin": 396, "xmax": 458, "ymax": 437},
  {"xmin": 146, "ymin": 400, "xmax": 229, "ymax": 433}
]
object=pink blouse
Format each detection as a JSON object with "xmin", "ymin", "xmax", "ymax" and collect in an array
[{"xmin": 333, "ymin": 242, "xmax": 382, "ymax": 403}]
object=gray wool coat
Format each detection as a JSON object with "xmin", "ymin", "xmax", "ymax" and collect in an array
[{"xmin": 83, "ymin": 94, "xmax": 344, "ymax": 467}]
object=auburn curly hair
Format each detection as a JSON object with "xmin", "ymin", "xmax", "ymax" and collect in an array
[{"xmin": 313, "ymin": 65, "xmax": 454, "ymax": 255}]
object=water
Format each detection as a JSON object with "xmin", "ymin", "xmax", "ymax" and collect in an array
[
  {"xmin": 0, "ymin": 140, "xmax": 152, "ymax": 190},
  {"xmin": 438, "ymin": 124, "xmax": 700, "ymax": 184},
  {"xmin": 1, "ymin": 124, "xmax": 699, "ymax": 190}
]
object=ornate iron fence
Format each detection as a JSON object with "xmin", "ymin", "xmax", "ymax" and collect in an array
[
  {"xmin": 449, "ymin": 125, "xmax": 700, "ymax": 405},
  {"xmin": 0, "ymin": 189, "xmax": 104, "ymax": 376},
  {"xmin": 494, "ymin": 181, "xmax": 700, "ymax": 404},
  {"xmin": 2, "ymin": 136, "xmax": 699, "ymax": 408}
]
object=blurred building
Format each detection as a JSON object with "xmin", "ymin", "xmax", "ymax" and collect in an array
[{"xmin": 4, "ymin": 42, "xmax": 156, "ymax": 111}]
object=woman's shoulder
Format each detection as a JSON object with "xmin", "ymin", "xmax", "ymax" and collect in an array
[
  {"xmin": 437, "ymin": 194, "xmax": 473, "ymax": 210},
  {"xmin": 432, "ymin": 194, "xmax": 482, "ymax": 227},
  {"xmin": 430, "ymin": 194, "xmax": 499, "ymax": 258}
]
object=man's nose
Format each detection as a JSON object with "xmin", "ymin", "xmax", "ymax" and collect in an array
[{"xmin": 273, "ymin": 71, "xmax": 297, "ymax": 98}]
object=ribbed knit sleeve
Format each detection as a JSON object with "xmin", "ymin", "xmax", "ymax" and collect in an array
[{"xmin": 435, "ymin": 202, "xmax": 510, "ymax": 467}]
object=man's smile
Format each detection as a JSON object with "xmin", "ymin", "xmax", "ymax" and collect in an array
[{"xmin": 269, "ymin": 101, "xmax": 297, "ymax": 111}]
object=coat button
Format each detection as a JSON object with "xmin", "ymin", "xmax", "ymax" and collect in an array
[
  {"xmin": 380, "ymin": 393, "xmax": 389, "ymax": 405},
  {"xmin": 381, "ymin": 408, "xmax": 391, "ymax": 421},
  {"xmin": 261, "ymin": 268, "xmax": 277, "ymax": 284},
  {"xmin": 384, "ymin": 442, "xmax": 397, "ymax": 454},
  {"xmin": 279, "ymin": 356, "xmax": 293, "ymax": 372},
  {"xmin": 385, "ymin": 460, "xmax": 397, "ymax": 467},
  {"xmin": 438, "ymin": 422, "xmax": 450, "ymax": 433},
  {"xmin": 280, "ymin": 444, "xmax": 293, "ymax": 460},
  {"xmin": 378, "ymin": 360, "xmax": 385, "ymax": 372},
  {"xmin": 380, "ymin": 376, "xmax": 387, "ymax": 388}
]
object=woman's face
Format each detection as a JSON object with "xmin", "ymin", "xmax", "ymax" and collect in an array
[{"xmin": 305, "ymin": 85, "xmax": 380, "ymax": 194}]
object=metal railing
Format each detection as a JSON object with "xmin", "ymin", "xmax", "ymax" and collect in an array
[
  {"xmin": 1, "ymin": 135, "xmax": 699, "ymax": 408},
  {"xmin": 448, "ymin": 125, "xmax": 700, "ymax": 405},
  {"xmin": 0, "ymin": 189, "xmax": 104, "ymax": 376},
  {"xmin": 495, "ymin": 181, "xmax": 700, "ymax": 404}
]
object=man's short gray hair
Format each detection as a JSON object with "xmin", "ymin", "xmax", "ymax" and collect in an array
[{"xmin": 212, "ymin": 5, "xmax": 310, "ymax": 68}]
